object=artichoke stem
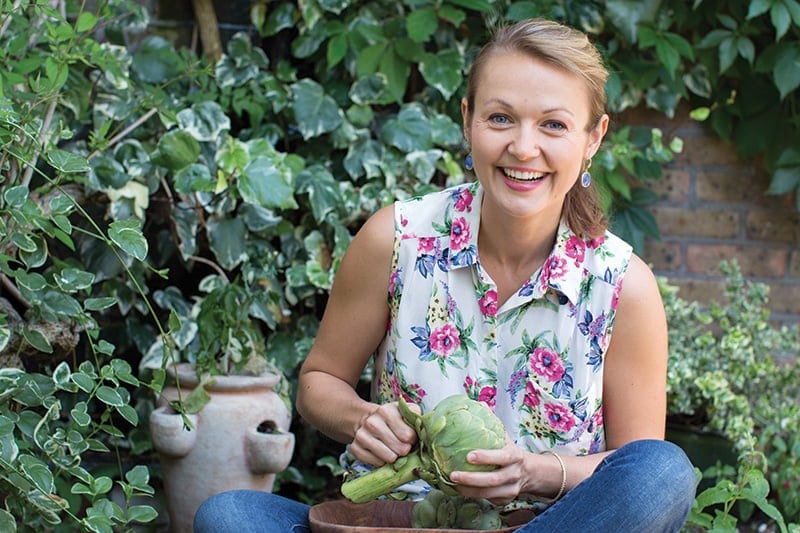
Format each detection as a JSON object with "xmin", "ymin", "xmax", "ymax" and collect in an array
[{"xmin": 341, "ymin": 453, "xmax": 423, "ymax": 503}]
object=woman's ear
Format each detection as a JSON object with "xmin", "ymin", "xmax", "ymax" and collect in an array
[
  {"xmin": 461, "ymin": 97, "xmax": 471, "ymax": 144},
  {"xmin": 585, "ymin": 113, "xmax": 609, "ymax": 159}
]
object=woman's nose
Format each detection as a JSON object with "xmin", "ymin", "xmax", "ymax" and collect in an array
[{"xmin": 507, "ymin": 126, "xmax": 541, "ymax": 161}]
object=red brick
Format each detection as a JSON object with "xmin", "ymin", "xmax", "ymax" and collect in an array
[
  {"xmin": 652, "ymin": 207, "xmax": 739, "ymax": 239},
  {"xmin": 669, "ymin": 278, "xmax": 726, "ymax": 305},
  {"xmin": 695, "ymin": 168, "xmax": 776, "ymax": 205},
  {"xmin": 643, "ymin": 240, "xmax": 682, "ymax": 271},
  {"xmin": 676, "ymin": 135, "xmax": 742, "ymax": 167},
  {"xmin": 641, "ymin": 168, "xmax": 690, "ymax": 202},
  {"xmin": 791, "ymin": 250, "xmax": 800, "ymax": 278},
  {"xmin": 686, "ymin": 244, "xmax": 788, "ymax": 278},
  {"xmin": 765, "ymin": 282, "xmax": 800, "ymax": 317},
  {"xmin": 746, "ymin": 211, "xmax": 800, "ymax": 243}
]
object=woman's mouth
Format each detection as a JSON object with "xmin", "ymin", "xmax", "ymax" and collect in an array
[{"xmin": 502, "ymin": 168, "xmax": 546, "ymax": 182}]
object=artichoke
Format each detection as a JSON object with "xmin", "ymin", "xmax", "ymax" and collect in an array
[
  {"xmin": 412, "ymin": 488, "xmax": 503, "ymax": 530},
  {"xmin": 340, "ymin": 394, "xmax": 506, "ymax": 503}
]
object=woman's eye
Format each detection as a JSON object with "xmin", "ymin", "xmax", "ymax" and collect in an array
[
  {"xmin": 489, "ymin": 114, "xmax": 510, "ymax": 125},
  {"xmin": 544, "ymin": 121, "xmax": 566, "ymax": 131}
]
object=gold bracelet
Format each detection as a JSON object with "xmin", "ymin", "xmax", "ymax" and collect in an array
[{"xmin": 541, "ymin": 451, "xmax": 566, "ymax": 502}]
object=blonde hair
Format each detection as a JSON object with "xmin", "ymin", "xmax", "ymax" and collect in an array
[{"xmin": 464, "ymin": 18, "xmax": 610, "ymax": 239}]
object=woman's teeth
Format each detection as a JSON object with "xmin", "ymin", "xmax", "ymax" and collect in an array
[{"xmin": 503, "ymin": 168, "xmax": 545, "ymax": 182}]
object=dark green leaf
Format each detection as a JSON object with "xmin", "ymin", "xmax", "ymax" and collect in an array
[
  {"xmin": 19, "ymin": 455, "xmax": 54, "ymax": 494},
  {"xmin": 22, "ymin": 328, "xmax": 52, "ymax": 353},
  {"xmin": 291, "ymin": 79, "xmax": 343, "ymax": 139},
  {"xmin": 380, "ymin": 105, "xmax": 432, "ymax": 152},
  {"xmin": 445, "ymin": 0, "xmax": 492, "ymax": 12},
  {"xmin": 96, "ymin": 386, "xmax": 124, "ymax": 407},
  {"xmin": 207, "ymin": 216, "xmax": 247, "ymax": 270},
  {"xmin": 406, "ymin": 7, "xmax": 438, "ymax": 43},
  {"xmin": 131, "ymin": 36, "xmax": 183, "ymax": 83},
  {"xmin": 380, "ymin": 47, "xmax": 411, "ymax": 104},
  {"xmin": 297, "ymin": 165, "xmax": 342, "ymax": 223},
  {"xmin": 773, "ymin": 43, "xmax": 800, "ymax": 98},
  {"xmin": 419, "ymin": 49, "xmax": 463, "ymax": 100},
  {"xmin": 177, "ymin": 101, "xmax": 230, "ymax": 142},
  {"xmin": 55, "ymin": 267, "xmax": 95, "ymax": 292},
  {"xmin": 3, "ymin": 185, "xmax": 29, "ymax": 207},
  {"xmin": 239, "ymin": 156, "xmax": 297, "ymax": 209},
  {"xmin": 152, "ymin": 130, "xmax": 200, "ymax": 171},
  {"xmin": 109, "ymin": 218, "xmax": 148, "ymax": 261},
  {"xmin": 45, "ymin": 149, "xmax": 90, "ymax": 173}
]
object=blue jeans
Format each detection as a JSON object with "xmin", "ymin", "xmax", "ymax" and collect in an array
[{"xmin": 193, "ymin": 439, "xmax": 696, "ymax": 533}]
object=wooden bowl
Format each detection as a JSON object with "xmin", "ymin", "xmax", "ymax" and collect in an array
[{"xmin": 309, "ymin": 499, "xmax": 527, "ymax": 533}]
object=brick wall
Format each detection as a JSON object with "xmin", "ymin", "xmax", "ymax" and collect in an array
[{"xmin": 620, "ymin": 105, "xmax": 800, "ymax": 326}]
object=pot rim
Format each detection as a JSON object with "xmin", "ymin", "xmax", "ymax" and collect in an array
[{"xmin": 166, "ymin": 362, "xmax": 282, "ymax": 391}]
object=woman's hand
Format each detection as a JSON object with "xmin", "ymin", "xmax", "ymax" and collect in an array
[
  {"xmin": 349, "ymin": 401, "xmax": 421, "ymax": 467},
  {"xmin": 448, "ymin": 439, "xmax": 529, "ymax": 506}
]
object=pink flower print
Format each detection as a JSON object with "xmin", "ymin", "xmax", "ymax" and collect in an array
[
  {"xmin": 400, "ymin": 214, "xmax": 408, "ymax": 227},
  {"xmin": 541, "ymin": 255, "xmax": 567, "ymax": 289},
  {"xmin": 611, "ymin": 280, "xmax": 622, "ymax": 310},
  {"xmin": 450, "ymin": 217, "xmax": 471, "ymax": 251},
  {"xmin": 544, "ymin": 402, "xmax": 575, "ymax": 433},
  {"xmin": 530, "ymin": 347, "xmax": 565, "ymax": 383},
  {"xmin": 478, "ymin": 289, "xmax": 498, "ymax": 318},
  {"xmin": 455, "ymin": 188, "xmax": 474, "ymax": 212},
  {"xmin": 478, "ymin": 386, "xmax": 497, "ymax": 407},
  {"xmin": 418, "ymin": 237, "xmax": 435, "ymax": 254},
  {"xmin": 429, "ymin": 323, "xmax": 460, "ymax": 358},
  {"xmin": 587, "ymin": 235, "xmax": 605, "ymax": 249},
  {"xmin": 564, "ymin": 236, "xmax": 585, "ymax": 266},
  {"xmin": 523, "ymin": 381, "xmax": 540, "ymax": 408},
  {"xmin": 593, "ymin": 408, "xmax": 604, "ymax": 429}
]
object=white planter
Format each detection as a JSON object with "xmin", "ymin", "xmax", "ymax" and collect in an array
[{"xmin": 150, "ymin": 363, "xmax": 294, "ymax": 533}]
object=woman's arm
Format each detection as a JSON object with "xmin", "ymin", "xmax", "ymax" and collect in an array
[
  {"xmin": 296, "ymin": 205, "xmax": 418, "ymax": 466},
  {"xmin": 451, "ymin": 254, "xmax": 668, "ymax": 504}
]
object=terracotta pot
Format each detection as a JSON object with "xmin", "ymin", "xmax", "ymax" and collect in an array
[
  {"xmin": 150, "ymin": 363, "xmax": 294, "ymax": 533},
  {"xmin": 309, "ymin": 500, "xmax": 529, "ymax": 533}
]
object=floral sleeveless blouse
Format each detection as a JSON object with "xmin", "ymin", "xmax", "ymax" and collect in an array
[{"xmin": 371, "ymin": 181, "xmax": 632, "ymax": 457}]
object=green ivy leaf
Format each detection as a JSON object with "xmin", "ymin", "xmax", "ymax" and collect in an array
[
  {"xmin": 326, "ymin": 31, "xmax": 348, "ymax": 68},
  {"xmin": 19, "ymin": 454, "xmax": 54, "ymax": 494},
  {"xmin": 381, "ymin": 105, "xmax": 432, "ymax": 153},
  {"xmin": 406, "ymin": 7, "xmax": 438, "ymax": 43},
  {"xmin": 152, "ymin": 130, "xmax": 200, "ymax": 172},
  {"xmin": 419, "ymin": 49, "xmax": 463, "ymax": 100},
  {"xmin": 131, "ymin": 35, "xmax": 183, "ymax": 83},
  {"xmin": 84, "ymin": 297, "xmax": 117, "ymax": 311},
  {"xmin": 207, "ymin": 216, "xmax": 247, "ymax": 270},
  {"xmin": 773, "ymin": 43, "xmax": 800, "ymax": 99},
  {"xmin": 71, "ymin": 402, "xmax": 91, "ymax": 427},
  {"xmin": 45, "ymin": 148, "xmax": 90, "ymax": 173},
  {"xmin": 22, "ymin": 327, "xmax": 52, "ymax": 353},
  {"xmin": 381, "ymin": 46, "xmax": 411, "ymax": 104},
  {"xmin": 177, "ymin": 101, "xmax": 231, "ymax": 142},
  {"xmin": 76, "ymin": 12, "xmax": 98, "ymax": 33},
  {"xmin": 96, "ymin": 386, "xmax": 124, "ymax": 407},
  {"xmin": 109, "ymin": 218, "xmax": 148, "ymax": 261},
  {"xmin": 770, "ymin": 1, "xmax": 792, "ymax": 40},
  {"xmin": 296, "ymin": 165, "xmax": 341, "ymax": 223},
  {"xmin": 239, "ymin": 156, "xmax": 297, "ymax": 209},
  {"xmin": 445, "ymin": 0, "xmax": 492, "ymax": 11},
  {"xmin": 126, "ymin": 505, "xmax": 158, "ymax": 524},
  {"xmin": 0, "ymin": 509, "xmax": 15, "ymax": 533},
  {"xmin": 290, "ymin": 79, "xmax": 343, "ymax": 139},
  {"xmin": 55, "ymin": 268, "xmax": 95, "ymax": 292}
]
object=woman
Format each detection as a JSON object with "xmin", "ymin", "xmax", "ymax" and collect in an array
[{"xmin": 194, "ymin": 18, "xmax": 696, "ymax": 532}]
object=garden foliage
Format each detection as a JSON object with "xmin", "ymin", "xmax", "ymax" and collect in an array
[{"xmin": 0, "ymin": 0, "xmax": 797, "ymax": 531}]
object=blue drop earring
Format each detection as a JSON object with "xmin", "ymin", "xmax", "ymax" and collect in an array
[
  {"xmin": 581, "ymin": 159, "xmax": 592, "ymax": 188},
  {"xmin": 465, "ymin": 153, "xmax": 473, "ymax": 171}
]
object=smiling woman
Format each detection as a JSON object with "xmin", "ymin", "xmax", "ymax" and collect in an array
[{"xmin": 194, "ymin": 18, "xmax": 697, "ymax": 533}]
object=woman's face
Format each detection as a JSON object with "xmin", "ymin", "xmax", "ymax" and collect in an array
[{"xmin": 462, "ymin": 50, "xmax": 608, "ymax": 223}]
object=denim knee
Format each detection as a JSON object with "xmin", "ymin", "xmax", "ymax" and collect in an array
[{"xmin": 604, "ymin": 439, "xmax": 697, "ymax": 530}]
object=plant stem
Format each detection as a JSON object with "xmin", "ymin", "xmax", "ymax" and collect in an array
[{"xmin": 340, "ymin": 452, "xmax": 423, "ymax": 504}]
